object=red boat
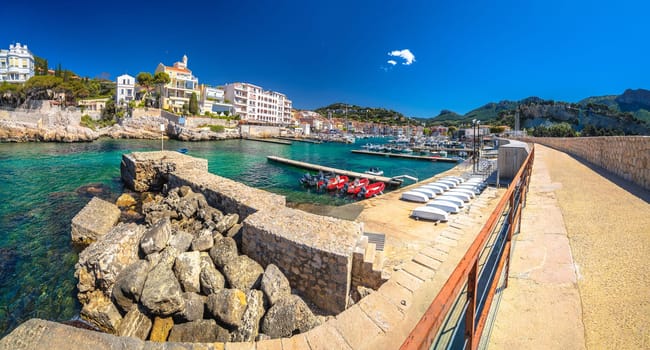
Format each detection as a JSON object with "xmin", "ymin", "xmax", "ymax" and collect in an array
[
  {"xmin": 325, "ymin": 175, "xmax": 349, "ymax": 191},
  {"xmin": 346, "ymin": 178, "xmax": 370, "ymax": 194},
  {"xmin": 360, "ymin": 182, "xmax": 385, "ymax": 198}
]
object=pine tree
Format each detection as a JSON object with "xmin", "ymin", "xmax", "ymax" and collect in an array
[{"xmin": 189, "ymin": 92, "xmax": 199, "ymax": 115}]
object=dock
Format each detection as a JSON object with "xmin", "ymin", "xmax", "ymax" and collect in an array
[
  {"xmin": 276, "ymin": 137, "xmax": 322, "ymax": 144},
  {"xmin": 245, "ymin": 137, "xmax": 292, "ymax": 145},
  {"xmin": 351, "ymin": 150, "xmax": 459, "ymax": 163},
  {"xmin": 266, "ymin": 156, "xmax": 403, "ymax": 186}
]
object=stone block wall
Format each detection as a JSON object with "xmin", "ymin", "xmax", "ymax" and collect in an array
[
  {"xmin": 167, "ymin": 168, "xmax": 285, "ymax": 220},
  {"xmin": 120, "ymin": 151, "xmax": 208, "ymax": 192},
  {"xmin": 523, "ymin": 136, "xmax": 650, "ymax": 190},
  {"xmin": 242, "ymin": 207, "xmax": 363, "ymax": 314}
]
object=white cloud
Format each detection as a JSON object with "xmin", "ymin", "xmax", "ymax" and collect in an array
[
  {"xmin": 387, "ymin": 60, "xmax": 397, "ymax": 66},
  {"xmin": 388, "ymin": 49, "xmax": 416, "ymax": 65}
]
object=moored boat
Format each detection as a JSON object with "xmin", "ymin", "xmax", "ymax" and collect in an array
[
  {"xmin": 346, "ymin": 178, "xmax": 370, "ymax": 194},
  {"xmin": 326, "ymin": 175, "xmax": 349, "ymax": 191},
  {"xmin": 365, "ymin": 167, "xmax": 384, "ymax": 176},
  {"xmin": 360, "ymin": 182, "xmax": 385, "ymax": 198}
]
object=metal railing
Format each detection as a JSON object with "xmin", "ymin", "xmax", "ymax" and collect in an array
[{"xmin": 401, "ymin": 145, "xmax": 535, "ymax": 350}]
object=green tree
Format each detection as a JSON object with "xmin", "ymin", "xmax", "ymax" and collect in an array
[
  {"xmin": 136, "ymin": 72, "xmax": 154, "ymax": 105},
  {"xmin": 189, "ymin": 92, "xmax": 199, "ymax": 115},
  {"xmin": 34, "ymin": 56, "xmax": 48, "ymax": 75},
  {"xmin": 0, "ymin": 82, "xmax": 25, "ymax": 107},
  {"xmin": 152, "ymin": 72, "xmax": 170, "ymax": 108}
]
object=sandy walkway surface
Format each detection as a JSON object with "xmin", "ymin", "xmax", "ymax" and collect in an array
[{"xmin": 491, "ymin": 144, "xmax": 650, "ymax": 349}]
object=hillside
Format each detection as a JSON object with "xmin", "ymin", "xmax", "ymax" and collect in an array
[
  {"xmin": 429, "ymin": 89, "xmax": 650, "ymax": 135},
  {"xmin": 314, "ymin": 103, "xmax": 409, "ymax": 125}
]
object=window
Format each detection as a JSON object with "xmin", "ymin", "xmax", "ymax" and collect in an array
[
  {"xmin": 127, "ymin": 89, "xmax": 132, "ymax": 96},
  {"xmin": 121, "ymin": 89, "xmax": 124, "ymax": 95}
]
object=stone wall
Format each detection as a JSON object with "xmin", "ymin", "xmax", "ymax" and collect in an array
[
  {"xmin": 243, "ymin": 207, "xmax": 363, "ymax": 313},
  {"xmin": 120, "ymin": 151, "xmax": 366, "ymax": 314},
  {"xmin": 184, "ymin": 117, "xmax": 237, "ymax": 129},
  {"xmin": 131, "ymin": 107, "xmax": 161, "ymax": 119},
  {"xmin": 167, "ymin": 168, "xmax": 285, "ymax": 221},
  {"xmin": 240, "ymin": 124, "xmax": 280, "ymax": 137},
  {"xmin": 522, "ymin": 136, "xmax": 650, "ymax": 190},
  {"xmin": 120, "ymin": 151, "xmax": 208, "ymax": 192}
]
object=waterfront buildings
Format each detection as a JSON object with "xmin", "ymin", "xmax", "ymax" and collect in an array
[
  {"xmin": 199, "ymin": 85, "xmax": 233, "ymax": 115},
  {"xmin": 223, "ymin": 82, "xmax": 292, "ymax": 124},
  {"xmin": 155, "ymin": 55, "xmax": 200, "ymax": 113},
  {"xmin": 0, "ymin": 43, "xmax": 34, "ymax": 83},
  {"xmin": 115, "ymin": 74, "xmax": 135, "ymax": 105}
]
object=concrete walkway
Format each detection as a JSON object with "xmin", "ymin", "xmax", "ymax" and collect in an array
[{"xmin": 489, "ymin": 144, "xmax": 650, "ymax": 349}]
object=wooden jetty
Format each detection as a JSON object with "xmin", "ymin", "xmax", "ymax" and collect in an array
[
  {"xmin": 245, "ymin": 137, "xmax": 292, "ymax": 145},
  {"xmin": 276, "ymin": 137, "xmax": 322, "ymax": 144},
  {"xmin": 351, "ymin": 150, "xmax": 459, "ymax": 163},
  {"xmin": 266, "ymin": 156, "xmax": 403, "ymax": 186}
]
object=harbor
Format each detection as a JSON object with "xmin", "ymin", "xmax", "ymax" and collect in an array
[
  {"xmin": 351, "ymin": 149, "xmax": 460, "ymax": 163},
  {"xmin": 267, "ymin": 155, "xmax": 404, "ymax": 186}
]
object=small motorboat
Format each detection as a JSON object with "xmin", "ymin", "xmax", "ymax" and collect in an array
[
  {"xmin": 436, "ymin": 195, "xmax": 465, "ymax": 208},
  {"xmin": 400, "ymin": 191, "xmax": 429, "ymax": 203},
  {"xmin": 411, "ymin": 187, "xmax": 436, "ymax": 199},
  {"xmin": 176, "ymin": 148, "xmax": 188, "ymax": 154},
  {"xmin": 359, "ymin": 181, "xmax": 385, "ymax": 198},
  {"xmin": 365, "ymin": 167, "xmax": 384, "ymax": 176},
  {"xmin": 346, "ymin": 178, "xmax": 370, "ymax": 194},
  {"xmin": 299, "ymin": 173, "xmax": 320, "ymax": 187},
  {"xmin": 411, "ymin": 206, "xmax": 449, "ymax": 222},
  {"xmin": 426, "ymin": 200, "xmax": 460, "ymax": 214},
  {"xmin": 326, "ymin": 175, "xmax": 349, "ymax": 191}
]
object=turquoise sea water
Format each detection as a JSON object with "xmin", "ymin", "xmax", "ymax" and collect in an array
[{"xmin": 0, "ymin": 138, "xmax": 455, "ymax": 336}]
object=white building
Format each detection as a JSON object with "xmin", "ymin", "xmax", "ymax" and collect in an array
[
  {"xmin": 155, "ymin": 55, "xmax": 200, "ymax": 113},
  {"xmin": 0, "ymin": 43, "xmax": 35, "ymax": 83},
  {"xmin": 223, "ymin": 82, "xmax": 292, "ymax": 124},
  {"xmin": 199, "ymin": 85, "xmax": 233, "ymax": 115},
  {"xmin": 116, "ymin": 74, "xmax": 135, "ymax": 105}
]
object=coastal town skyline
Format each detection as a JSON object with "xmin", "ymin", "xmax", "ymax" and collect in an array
[{"xmin": 4, "ymin": 0, "xmax": 650, "ymax": 117}]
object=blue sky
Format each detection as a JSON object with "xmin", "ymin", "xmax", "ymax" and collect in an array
[{"xmin": 4, "ymin": 0, "xmax": 649, "ymax": 117}]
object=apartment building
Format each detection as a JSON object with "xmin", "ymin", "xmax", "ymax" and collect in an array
[
  {"xmin": 0, "ymin": 43, "xmax": 34, "ymax": 83},
  {"xmin": 199, "ymin": 85, "xmax": 233, "ymax": 115},
  {"xmin": 115, "ymin": 74, "xmax": 135, "ymax": 105},
  {"xmin": 223, "ymin": 82, "xmax": 292, "ymax": 124},
  {"xmin": 155, "ymin": 55, "xmax": 200, "ymax": 113}
]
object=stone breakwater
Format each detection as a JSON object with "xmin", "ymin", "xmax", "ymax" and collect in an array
[
  {"xmin": 73, "ymin": 185, "xmax": 322, "ymax": 342},
  {"xmin": 522, "ymin": 136, "xmax": 650, "ymax": 190}
]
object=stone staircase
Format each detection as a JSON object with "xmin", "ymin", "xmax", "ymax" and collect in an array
[{"xmin": 351, "ymin": 235, "xmax": 390, "ymax": 291}]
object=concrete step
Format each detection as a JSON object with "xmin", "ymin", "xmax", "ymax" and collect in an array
[{"xmin": 364, "ymin": 242, "xmax": 377, "ymax": 264}]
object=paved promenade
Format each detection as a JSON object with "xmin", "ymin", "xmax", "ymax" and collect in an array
[{"xmin": 490, "ymin": 144, "xmax": 650, "ymax": 349}]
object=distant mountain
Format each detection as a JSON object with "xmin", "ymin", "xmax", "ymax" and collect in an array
[{"xmin": 429, "ymin": 89, "xmax": 650, "ymax": 135}]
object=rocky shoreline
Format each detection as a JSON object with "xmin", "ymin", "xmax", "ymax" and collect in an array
[
  {"xmin": 72, "ymin": 185, "xmax": 322, "ymax": 343},
  {"xmin": 0, "ymin": 116, "xmax": 241, "ymax": 142}
]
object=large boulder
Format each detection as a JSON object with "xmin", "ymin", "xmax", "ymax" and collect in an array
[
  {"xmin": 116, "ymin": 193, "xmax": 137, "ymax": 208},
  {"xmin": 168, "ymin": 231, "xmax": 194, "ymax": 252},
  {"xmin": 206, "ymin": 289, "xmax": 248, "ymax": 327},
  {"xmin": 117, "ymin": 306, "xmax": 152, "ymax": 340},
  {"xmin": 209, "ymin": 236, "xmax": 239, "ymax": 269},
  {"xmin": 140, "ymin": 217, "xmax": 172, "ymax": 255},
  {"xmin": 173, "ymin": 251, "xmax": 201, "ymax": 293},
  {"xmin": 200, "ymin": 254, "xmax": 225, "ymax": 295},
  {"xmin": 231, "ymin": 289, "xmax": 265, "ymax": 342},
  {"xmin": 260, "ymin": 295, "xmax": 320, "ymax": 338},
  {"xmin": 75, "ymin": 223, "xmax": 146, "ymax": 300},
  {"xmin": 175, "ymin": 292, "xmax": 205, "ymax": 322},
  {"xmin": 112, "ymin": 260, "xmax": 150, "ymax": 312},
  {"xmin": 167, "ymin": 319, "xmax": 230, "ymax": 343},
  {"xmin": 140, "ymin": 262, "xmax": 185, "ymax": 316},
  {"xmin": 261, "ymin": 264, "xmax": 291, "ymax": 306},
  {"xmin": 80, "ymin": 290, "xmax": 123, "ymax": 334},
  {"xmin": 71, "ymin": 197, "xmax": 121, "ymax": 245},
  {"xmin": 215, "ymin": 213, "xmax": 239, "ymax": 234},
  {"xmin": 191, "ymin": 230, "xmax": 214, "ymax": 252},
  {"xmin": 222, "ymin": 255, "xmax": 264, "ymax": 291},
  {"xmin": 149, "ymin": 316, "xmax": 174, "ymax": 342}
]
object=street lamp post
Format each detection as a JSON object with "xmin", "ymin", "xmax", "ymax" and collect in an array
[{"xmin": 472, "ymin": 119, "xmax": 477, "ymax": 173}]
